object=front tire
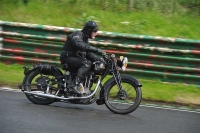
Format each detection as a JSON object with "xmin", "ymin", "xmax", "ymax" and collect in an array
[{"xmin": 104, "ymin": 74, "xmax": 142, "ymax": 114}]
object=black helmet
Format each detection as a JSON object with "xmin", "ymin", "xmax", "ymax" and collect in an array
[{"xmin": 82, "ymin": 21, "xmax": 98, "ymax": 39}]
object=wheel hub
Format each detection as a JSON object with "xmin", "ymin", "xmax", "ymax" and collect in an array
[
  {"xmin": 117, "ymin": 90, "xmax": 128, "ymax": 100},
  {"xmin": 35, "ymin": 76, "xmax": 48, "ymax": 91}
]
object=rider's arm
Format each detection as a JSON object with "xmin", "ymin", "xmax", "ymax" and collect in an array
[
  {"xmin": 86, "ymin": 52, "xmax": 99, "ymax": 61},
  {"xmin": 70, "ymin": 31, "xmax": 104, "ymax": 55}
]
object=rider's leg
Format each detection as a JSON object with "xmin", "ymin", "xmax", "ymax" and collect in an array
[
  {"xmin": 73, "ymin": 59, "xmax": 92, "ymax": 94},
  {"xmin": 60, "ymin": 55, "xmax": 92, "ymax": 94}
]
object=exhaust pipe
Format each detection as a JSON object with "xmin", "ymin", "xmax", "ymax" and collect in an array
[{"xmin": 24, "ymin": 80, "xmax": 100, "ymax": 101}]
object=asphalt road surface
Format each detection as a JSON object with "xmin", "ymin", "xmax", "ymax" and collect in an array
[{"xmin": 0, "ymin": 88, "xmax": 199, "ymax": 133}]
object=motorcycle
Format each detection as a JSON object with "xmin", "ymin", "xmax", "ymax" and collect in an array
[{"xmin": 18, "ymin": 54, "xmax": 142, "ymax": 114}]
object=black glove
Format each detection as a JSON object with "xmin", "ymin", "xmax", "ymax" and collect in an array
[
  {"xmin": 97, "ymin": 48, "xmax": 106, "ymax": 56},
  {"xmin": 88, "ymin": 46, "xmax": 106, "ymax": 56},
  {"xmin": 97, "ymin": 57, "xmax": 106, "ymax": 64}
]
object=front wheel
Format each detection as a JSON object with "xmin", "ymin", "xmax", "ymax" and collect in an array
[{"xmin": 104, "ymin": 74, "xmax": 142, "ymax": 114}]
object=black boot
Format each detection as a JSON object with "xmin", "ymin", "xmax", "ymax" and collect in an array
[
  {"xmin": 70, "ymin": 74, "xmax": 85, "ymax": 95},
  {"xmin": 75, "ymin": 75, "xmax": 85, "ymax": 94},
  {"xmin": 70, "ymin": 81, "xmax": 81, "ymax": 94}
]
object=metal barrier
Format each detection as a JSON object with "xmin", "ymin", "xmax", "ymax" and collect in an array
[{"xmin": 0, "ymin": 20, "xmax": 200, "ymax": 85}]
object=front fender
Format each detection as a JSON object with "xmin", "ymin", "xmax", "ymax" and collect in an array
[
  {"xmin": 103, "ymin": 74, "xmax": 142, "ymax": 88},
  {"xmin": 130, "ymin": 76, "xmax": 142, "ymax": 87}
]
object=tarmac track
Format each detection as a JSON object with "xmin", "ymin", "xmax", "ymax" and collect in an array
[{"xmin": 0, "ymin": 88, "xmax": 199, "ymax": 133}]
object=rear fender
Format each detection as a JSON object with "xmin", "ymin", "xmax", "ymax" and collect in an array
[
  {"xmin": 21, "ymin": 67, "xmax": 38, "ymax": 85},
  {"xmin": 21, "ymin": 64, "xmax": 63, "ymax": 85}
]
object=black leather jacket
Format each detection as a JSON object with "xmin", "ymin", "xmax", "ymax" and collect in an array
[{"xmin": 62, "ymin": 30, "xmax": 99, "ymax": 61}]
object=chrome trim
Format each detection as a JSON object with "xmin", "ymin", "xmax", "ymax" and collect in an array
[{"xmin": 24, "ymin": 79, "xmax": 101, "ymax": 100}]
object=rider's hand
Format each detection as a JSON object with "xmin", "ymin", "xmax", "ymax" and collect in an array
[
  {"xmin": 97, "ymin": 48, "xmax": 106, "ymax": 56},
  {"xmin": 97, "ymin": 57, "xmax": 106, "ymax": 64}
]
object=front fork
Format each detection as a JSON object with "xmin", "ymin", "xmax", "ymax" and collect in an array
[
  {"xmin": 112, "ymin": 69, "xmax": 123, "ymax": 91},
  {"xmin": 112, "ymin": 69, "xmax": 129, "ymax": 100}
]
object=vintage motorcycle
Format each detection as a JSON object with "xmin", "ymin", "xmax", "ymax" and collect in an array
[{"xmin": 18, "ymin": 54, "xmax": 142, "ymax": 114}]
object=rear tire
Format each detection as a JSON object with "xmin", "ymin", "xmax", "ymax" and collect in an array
[
  {"xmin": 104, "ymin": 74, "xmax": 142, "ymax": 114},
  {"xmin": 24, "ymin": 69, "xmax": 61, "ymax": 105}
]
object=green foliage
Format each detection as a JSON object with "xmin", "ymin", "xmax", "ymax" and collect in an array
[
  {"xmin": 141, "ymin": 79, "xmax": 200, "ymax": 103},
  {"xmin": 76, "ymin": 13, "xmax": 97, "ymax": 26},
  {"xmin": 0, "ymin": 0, "xmax": 200, "ymax": 39},
  {"xmin": 0, "ymin": 63, "xmax": 24, "ymax": 87}
]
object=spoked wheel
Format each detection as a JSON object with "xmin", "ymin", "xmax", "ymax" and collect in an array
[
  {"xmin": 104, "ymin": 74, "xmax": 142, "ymax": 114},
  {"xmin": 24, "ymin": 69, "xmax": 62, "ymax": 105}
]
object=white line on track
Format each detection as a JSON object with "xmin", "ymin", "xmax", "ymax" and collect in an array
[
  {"xmin": 0, "ymin": 87, "xmax": 22, "ymax": 93},
  {"xmin": 140, "ymin": 104, "xmax": 200, "ymax": 114}
]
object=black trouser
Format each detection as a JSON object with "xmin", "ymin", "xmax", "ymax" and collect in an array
[{"xmin": 60, "ymin": 51, "xmax": 92, "ymax": 83}]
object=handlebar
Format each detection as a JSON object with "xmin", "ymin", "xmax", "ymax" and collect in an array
[{"xmin": 102, "ymin": 54, "xmax": 116, "ymax": 62}]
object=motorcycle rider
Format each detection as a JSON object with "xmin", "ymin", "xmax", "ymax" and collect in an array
[{"xmin": 60, "ymin": 21, "xmax": 106, "ymax": 95}]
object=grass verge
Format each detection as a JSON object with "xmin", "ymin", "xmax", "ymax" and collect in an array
[
  {"xmin": 0, "ymin": 62, "xmax": 200, "ymax": 108},
  {"xmin": 0, "ymin": 0, "xmax": 200, "ymax": 39}
]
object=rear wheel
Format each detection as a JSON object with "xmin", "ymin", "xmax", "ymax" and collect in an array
[
  {"xmin": 104, "ymin": 74, "xmax": 142, "ymax": 114},
  {"xmin": 24, "ymin": 69, "xmax": 62, "ymax": 105}
]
